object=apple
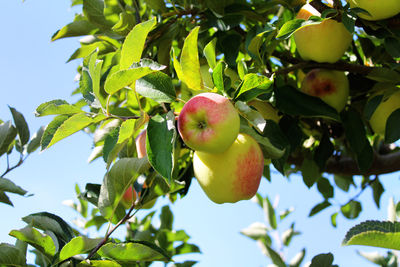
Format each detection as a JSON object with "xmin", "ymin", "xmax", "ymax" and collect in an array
[
  {"xmin": 300, "ymin": 69, "xmax": 349, "ymax": 112},
  {"xmin": 193, "ymin": 133, "xmax": 264, "ymax": 204},
  {"xmin": 293, "ymin": 3, "xmax": 353, "ymax": 63},
  {"xmin": 248, "ymin": 99, "xmax": 280, "ymax": 123},
  {"xmin": 369, "ymin": 84, "xmax": 400, "ymax": 135},
  {"xmin": 121, "ymin": 185, "xmax": 157, "ymax": 209},
  {"xmin": 178, "ymin": 92, "xmax": 240, "ymax": 153},
  {"xmin": 347, "ymin": 0, "xmax": 400, "ymax": 21},
  {"xmin": 135, "ymin": 130, "xmax": 147, "ymax": 158}
]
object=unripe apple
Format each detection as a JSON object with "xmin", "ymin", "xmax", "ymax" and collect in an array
[
  {"xmin": 369, "ymin": 84, "xmax": 400, "ymax": 135},
  {"xmin": 248, "ymin": 99, "xmax": 280, "ymax": 123},
  {"xmin": 347, "ymin": 0, "xmax": 400, "ymax": 21},
  {"xmin": 293, "ymin": 3, "xmax": 353, "ymax": 63},
  {"xmin": 300, "ymin": 69, "xmax": 349, "ymax": 112},
  {"xmin": 193, "ymin": 133, "xmax": 264, "ymax": 204},
  {"xmin": 178, "ymin": 93, "xmax": 240, "ymax": 153}
]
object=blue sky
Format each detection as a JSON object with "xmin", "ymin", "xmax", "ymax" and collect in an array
[{"xmin": 1, "ymin": 1, "xmax": 399, "ymax": 266}]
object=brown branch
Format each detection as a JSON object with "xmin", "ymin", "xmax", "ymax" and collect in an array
[
  {"xmin": 273, "ymin": 61, "xmax": 373, "ymax": 76},
  {"xmin": 288, "ymin": 151, "xmax": 400, "ymax": 176}
]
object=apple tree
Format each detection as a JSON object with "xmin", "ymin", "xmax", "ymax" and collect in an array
[{"xmin": 1, "ymin": 0, "xmax": 400, "ymax": 266}]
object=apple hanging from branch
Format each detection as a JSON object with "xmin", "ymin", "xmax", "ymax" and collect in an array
[
  {"xmin": 293, "ymin": 3, "xmax": 353, "ymax": 63},
  {"xmin": 347, "ymin": 0, "xmax": 400, "ymax": 21},
  {"xmin": 300, "ymin": 68, "xmax": 350, "ymax": 112},
  {"xmin": 193, "ymin": 133, "xmax": 264, "ymax": 204},
  {"xmin": 369, "ymin": 84, "xmax": 400, "ymax": 135},
  {"xmin": 178, "ymin": 92, "xmax": 240, "ymax": 153}
]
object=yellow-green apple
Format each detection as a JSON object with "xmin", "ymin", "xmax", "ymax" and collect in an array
[
  {"xmin": 178, "ymin": 92, "xmax": 240, "ymax": 153},
  {"xmin": 248, "ymin": 99, "xmax": 280, "ymax": 123},
  {"xmin": 293, "ymin": 3, "xmax": 353, "ymax": 63},
  {"xmin": 347, "ymin": 0, "xmax": 400, "ymax": 21},
  {"xmin": 369, "ymin": 84, "xmax": 400, "ymax": 135},
  {"xmin": 193, "ymin": 133, "xmax": 264, "ymax": 204},
  {"xmin": 300, "ymin": 69, "xmax": 349, "ymax": 112}
]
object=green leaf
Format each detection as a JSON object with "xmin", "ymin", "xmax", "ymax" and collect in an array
[
  {"xmin": 203, "ymin": 38, "xmax": 217, "ymax": 69},
  {"xmin": 248, "ymin": 29, "xmax": 275, "ymax": 62},
  {"xmin": 235, "ymin": 101, "xmax": 266, "ymax": 132},
  {"xmin": 317, "ymin": 177, "xmax": 334, "ymax": 199},
  {"xmin": 22, "ymin": 212, "xmax": 74, "ymax": 244},
  {"xmin": 314, "ymin": 133, "xmax": 334, "ymax": 171},
  {"xmin": 83, "ymin": 0, "xmax": 113, "ymax": 28},
  {"xmin": 0, "ymin": 243, "xmax": 26, "ymax": 266},
  {"xmin": 341, "ymin": 200, "xmax": 362, "ymax": 219},
  {"xmin": 276, "ymin": 18, "xmax": 321, "ymax": 40},
  {"xmin": 343, "ymin": 220, "xmax": 400, "ymax": 250},
  {"xmin": 309, "ymin": 201, "xmax": 331, "ymax": 217},
  {"xmin": 260, "ymin": 243, "xmax": 286, "ymax": 267},
  {"xmin": 59, "ymin": 236, "xmax": 102, "ymax": 262},
  {"xmin": 0, "ymin": 191, "xmax": 12, "ymax": 206},
  {"xmin": 0, "ymin": 121, "xmax": 17, "ymax": 156},
  {"xmin": 9, "ymin": 226, "xmax": 56, "ymax": 258},
  {"xmin": 342, "ymin": 10, "xmax": 356, "ymax": 34},
  {"xmin": 136, "ymin": 72, "xmax": 176, "ymax": 103},
  {"xmin": 275, "ymin": 86, "xmax": 340, "ymax": 121},
  {"xmin": 367, "ymin": 68, "xmax": 400, "ymax": 83},
  {"xmin": 364, "ymin": 95, "xmax": 383, "ymax": 120},
  {"xmin": 212, "ymin": 61, "xmax": 226, "ymax": 94},
  {"xmin": 175, "ymin": 243, "xmax": 201, "ymax": 255},
  {"xmin": 180, "ymin": 27, "xmax": 203, "ymax": 90},
  {"xmin": 234, "ymin": 73, "xmax": 273, "ymax": 102},
  {"xmin": 301, "ymin": 159, "xmax": 320, "ymax": 188},
  {"xmin": 103, "ymin": 127, "xmax": 120, "ymax": 162},
  {"xmin": 9, "ymin": 107, "xmax": 29, "ymax": 146},
  {"xmin": 385, "ymin": 109, "xmax": 400, "ymax": 143},
  {"xmin": 333, "ymin": 175, "xmax": 353, "ymax": 192},
  {"xmin": 371, "ymin": 178, "xmax": 384, "ymax": 208},
  {"xmin": 289, "ymin": 248, "xmax": 306, "ymax": 267},
  {"xmin": 120, "ymin": 18, "xmax": 157, "ymax": 70},
  {"xmin": 144, "ymin": 0, "xmax": 167, "ymax": 12},
  {"xmin": 146, "ymin": 112, "xmax": 176, "ymax": 182},
  {"xmin": 104, "ymin": 59, "xmax": 165, "ymax": 95},
  {"xmin": 51, "ymin": 14, "xmax": 99, "ymax": 41},
  {"xmin": 97, "ymin": 241, "xmax": 171, "ymax": 262},
  {"xmin": 41, "ymin": 113, "xmax": 105, "ymax": 150},
  {"xmin": 35, "ymin": 100, "xmax": 84, "ymax": 117},
  {"xmin": 27, "ymin": 127, "xmax": 45, "ymax": 153},
  {"xmin": 263, "ymin": 196, "xmax": 277, "ymax": 229},
  {"xmin": 240, "ymin": 222, "xmax": 269, "ymax": 241},
  {"xmin": 78, "ymin": 260, "xmax": 122, "ymax": 266},
  {"xmin": 341, "ymin": 108, "xmax": 373, "ymax": 173},
  {"xmin": 98, "ymin": 158, "xmax": 150, "ymax": 221},
  {"xmin": 112, "ymin": 11, "xmax": 136, "ymax": 35},
  {"xmin": 86, "ymin": 49, "xmax": 106, "ymax": 107},
  {"xmin": 68, "ymin": 41, "xmax": 114, "ymax": 62},
  {"xmin": 309, "ymin": 253, "xmax": 336, "ymax": 267},
  {"xmin": 384, "ymin": 37, "xmax": 400, "ymax": 58},
  {"xmin": 160, "ymin": 205, "xmax": 173, "ymax": 230},
  {"xmin": 0, "ymin": 178, "xmax": 27, "ymax": 196}
]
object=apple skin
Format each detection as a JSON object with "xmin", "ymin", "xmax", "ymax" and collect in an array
[
  {"xmin": 178, "ymin": 92, "xmax": 240, "ymax": 153},
  {"xmin": 248, "ymin": 99, "xmax": 280, "ymax": 123},
  {"xmin": 347, "ymin": 0, "xmax": 400, "ymax": 21},
  {"xmin": 193, "ymin": 133, "xmax": 264, "ymax": 204},
  {"xmin": 121, "ymin": 186, "xmax": 157, "ymax": 209},
  {"xmin": 293, "ymin": 3, "xmax": 353, "ymax": 63},
  {"xmin": 300, "ymin": 69, "xmax": 349, "ymax": 112},
  {"xmin": 135, "ymin": 130, "xmax": 147, "ymax": 158},
  {"xmin": 369, "ymin": 84, "xmax": 400, "ymax": 135}
]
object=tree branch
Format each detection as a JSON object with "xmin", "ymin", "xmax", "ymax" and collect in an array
[{"xmin": 288, "ymin": 151, "xmax": 400, "ymax": 176}]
